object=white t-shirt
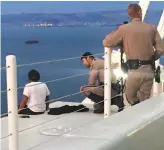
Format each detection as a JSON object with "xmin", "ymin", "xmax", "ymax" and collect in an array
[{"xmin": 23, "ymin": 82, "xmax": 50, "ymax": 112}]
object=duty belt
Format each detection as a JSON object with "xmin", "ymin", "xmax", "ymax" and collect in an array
[{"xmin": 127, "ymin": 59, "xmax": 153, "ymax": 70}]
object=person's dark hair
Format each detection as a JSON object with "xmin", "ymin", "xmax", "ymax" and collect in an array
[
  {"xmin": 128, "ymin": 4, "xmax": 141, "ymax": 19},
  {"xmin": 81, "ymin": 52, "xmax": 95, "ymax": 60},
  {"xmin": 123, "ymin": 21, "xmax": 128, "ymax": 24},
  {"xmin": 28, "ymin": 69, "xmax": 40, "ymax": 82}
]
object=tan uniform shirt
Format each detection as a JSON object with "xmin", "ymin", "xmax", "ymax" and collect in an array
[
  {"xmin": 103, "ymin": 18, "xmax": 164, "ymax": 60},
  {"xmin": 89, "ymin": 58, "xmax": 118, "ymax": 86},
  {"xmin": 89, "ymin": 58, "xmax": 104, "ymax": 86}
]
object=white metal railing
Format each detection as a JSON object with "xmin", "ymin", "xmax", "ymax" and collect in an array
[
  {"xmin": 104, "ymin": 47, "xmax": 111, "ymax": 117},
  {"xmin": 6, "ymin": 55, "xmax": 18, "ymax": 150},
  {"xmin": 1, "ymin": 3, "xmax": 164, "ymax": 150},
  {"xmin": 152, "ymin": 9, "xmax": 164, "ymax": 96},
  {"xmin": 2, "ymin": 50, "xmax": 164, "ymax": 150},
  {"xmin": 2, "ymin": 51, "xmax": 112, "ymax": 150},
  {"xmin": 139, "ymin": 0, "xmax": 150, "ymax": 21},
  {"xmin": 4, "ymin": 51, "xmax": 164, "ymax": 150}
]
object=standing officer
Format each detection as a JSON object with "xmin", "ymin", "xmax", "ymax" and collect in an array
[{"xmin": 103, "ymin": 4, "xmax": 164, "ymax": 105}]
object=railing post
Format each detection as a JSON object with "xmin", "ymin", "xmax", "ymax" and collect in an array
[
  {"xmin": 104, "ymin": 47, "xmax": 111, "ymax": 118},
  {"xmin": 152, "ymin": 10, "xmax": 164, "ymax": 96},
  {"xmin": 162, "ymin": 81, "xmax": 164, "ymax": 92},
  {"xmin": 153, "ymin": 75, "xmax": 162, "ymax": 96},
  {"xmin": 6, "ymin": 55, "xmax": 18, "ymax": 150}
]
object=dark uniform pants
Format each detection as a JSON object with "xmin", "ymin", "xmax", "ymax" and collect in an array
[
  {"xmin": 124, "ymin": 65, "xmax": 154, "ymax": 105},
  {"xmin": 80, "ymin": 85, "xmax": 118, "ymax": 105}
]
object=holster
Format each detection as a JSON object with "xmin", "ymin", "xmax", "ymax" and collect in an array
[
  {"xmin": 155, "ymin": 66, "xmax": 161, "ymax": 83},
  {"xmin": 121, "ymin": 62, "xmax": 129, "ymax": 73},
  {"xmin": 152, "ymin": 54, "xmax": 161, "ymax": 83}
]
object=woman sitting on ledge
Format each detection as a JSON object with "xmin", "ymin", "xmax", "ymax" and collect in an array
[{"xmin": 18, "ymin": 69, "xmax": 50, "ymax": 115}]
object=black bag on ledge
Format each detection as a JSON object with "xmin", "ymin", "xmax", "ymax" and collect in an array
[{"xmin": 48, "ymin": 104, "xmax": 89, "ymax": 115}]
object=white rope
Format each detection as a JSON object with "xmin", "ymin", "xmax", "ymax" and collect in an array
[
  {"xmin": 18, "ymin": 85, "xmax": 105, "ymax": 133},
  {"xmin": 0, "ymin": 66, "xmax": 10, "ymax": 70},
  {"xmin": 19, "ymin": 92, "xmax": 125, "ymax": 134},
  {"xmin": 19, "ymin": 91, "xmax": 82, "ymax": 113},
  {"xmin": 0, "ymin": 52, "xmax": 103, "ymax": 73},
  {"xmin": 1, "ymin": 68, "xmax": 122, "ymax": 117},
  {"xmin": 1, "ymin": 52, "xmax": 103, "ymax": 92},
  {"xmin": 18, "ymin": 81, "xmax": 105, "ymax": 113},
  {"xmin": 0, "ymin": 134, "xmax": 12, "ymax": 140},
  {"xmin": 0, "ymin": 73, "xmax": 89, "ymax": 117},
  {"xmin": 2, "ymin": 88, "xmax": 100, "ymax": 138},
  {"xmin": 17, "ymin": 72, "xmax": 89, "ymax": 90},
  {"xmin": 0, "ymin": 111, "xmax": 11, "ymax": 118},
  {"xmin": 0, "ymin": 53, "xmax": 103, "ymax": 69},
  {"xmin": 0, "ymin": 66, "xmax": 7, "ymax": 70},
  {"xmin": 17, "ymin": 67, "xmax": 105, "ymax": 113},
  {"xmin": 0, "ymin": 72, "xmax": 89, "ymax": 93},
  {"xmin": 18, "ymin": 70, "xmax": 124, "ymax": 114},
  {"xmin": 0, "ymin": 87, "xmax": 124, "ymax": 139},
  {"xmin": 20, "ymin": 98, "xmax": 105, "ymax": 134},
  {"xmin": 1, "ymin": 89, "xmax": 9, "ymax": 93},
  {"xmin": 1, "ymin": 91, "xmax": 105, "ymax": 140},
  {"xmin": 1, "ymin": 68, "xmax": 104, "ymax": 117},
  {"xmin": 16, "ymin": 53, "xmax": 104, "ymax": 68}
]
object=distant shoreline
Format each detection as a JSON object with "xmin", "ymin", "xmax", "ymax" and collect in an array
[{"xmin": 1, "ymin": 9, "xmax": 162, "ymax": 28}]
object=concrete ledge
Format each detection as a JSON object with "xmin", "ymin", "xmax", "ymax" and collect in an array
[{"xmin": 1, "ymin": 93, "xmax": 164, "ymax": 150}]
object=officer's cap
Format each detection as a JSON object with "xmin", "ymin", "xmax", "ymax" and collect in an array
[{"xmin": 81, "ymin": 52, "xmax": 94, "ymax": 60}]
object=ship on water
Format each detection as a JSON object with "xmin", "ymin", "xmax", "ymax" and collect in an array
[{"xmin": 25, "ymin": 40, "xmax": 39, "ymax": 44}]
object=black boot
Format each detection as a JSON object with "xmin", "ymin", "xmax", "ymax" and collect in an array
[
  {"xmin": 87, "ymin": 93, "xmax": 104, "ymax": 103},
  {"xmin": 87, "ymin": 93, "xmax": 104, "ymax": 113},
  {"xmin": 131, "ymin": 100, "xmax": 140, "ymax": 106},
  {"xmin": 93, "ymin": 108, "xmax": 104, "ymax": 114},
  {"xmin": 111, "ymin": 95, "xmax": 124, "ymax": 112},
  {"xmin": 93, "ymin": 102, "xmax": 104, "ymax": 113}
]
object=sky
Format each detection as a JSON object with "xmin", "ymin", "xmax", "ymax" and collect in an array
[{"xmin": 1, "ymin": 1, "xmax": 164, "ymax": 14}]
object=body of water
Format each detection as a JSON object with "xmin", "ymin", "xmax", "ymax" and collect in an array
[
  {"xmin": 1, "ymin": 27, "xmax": 115, "ymax": 114},
  {"xmin": 1, "ymin": 10, "xmax": 164, "ymax": 114}
]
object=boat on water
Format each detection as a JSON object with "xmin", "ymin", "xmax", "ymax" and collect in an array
[
  {"xmin": 25, "ymin": 40, "xmax": 39, "ymax": 44},
  {"xmin": 1, "ymin": 0, "xmax": 164, "ymax": 150}
]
